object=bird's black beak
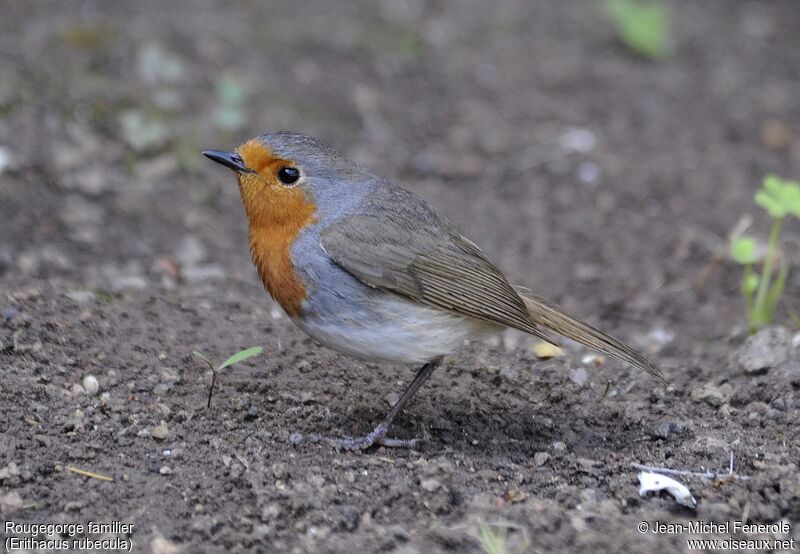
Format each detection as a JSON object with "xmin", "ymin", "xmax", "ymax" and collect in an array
[{"xmin": 202, "ymin": 149, "xmax": 251, "ymax": 173}]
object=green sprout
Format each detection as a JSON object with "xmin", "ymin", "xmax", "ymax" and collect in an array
[
  {"xmin": 731, "ymin": 174, "xmax": 800, "ymax": 332},
  {"xmin": 194, "ymin": 347, "xmax": 262, "ymax": 408},
  {"xmin": 603, "ymin": 0, "xmax": 671, "ymax": 60},
  {"xmin": 476, "ymin": 521, "xmax": 529, "ymax": 554}
]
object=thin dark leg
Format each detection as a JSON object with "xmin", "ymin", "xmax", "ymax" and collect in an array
[{"xmin": 290, "ymin": 356, "xmax": 444, "ymax": 451}]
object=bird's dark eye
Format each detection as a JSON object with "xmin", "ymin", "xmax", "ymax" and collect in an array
[{"xmin": 277, "ymin": 167, "xmax": 300, "ymax": 185}]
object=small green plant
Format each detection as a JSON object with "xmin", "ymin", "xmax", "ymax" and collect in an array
[
  {"xmin": 477, "ymin": 522, "xmax": 529, "ymax": 554},
  {"xmin": 604, "ymin": 0, "xmax": 670, "ymax": 60},
  {"xmin": 194, "ymin": 347, "xmax": 262, "ymax": 408},
  {"xmin": 730, "ymin": 174, "xmax": 800, "ymax": 332}
]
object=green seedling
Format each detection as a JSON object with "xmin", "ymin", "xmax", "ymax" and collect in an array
[
  {"xmin": 477, "ymin": 521, "xmax": 529, "ymax": 554},
  {"xmin": 731, "ymin": 174, "xmax": 800, "ymax": 332},
  {"xmin": 603, "ymin": 0, "xmax": 670, "ymax": 60},
  {"xmin": 194, "ymin": 347, "xmax": 262, "ymax": 408}
]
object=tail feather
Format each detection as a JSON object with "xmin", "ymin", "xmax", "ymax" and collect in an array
[{"xmin": 515, "ymin": 287, "xmax": 666, "ymax": 384}]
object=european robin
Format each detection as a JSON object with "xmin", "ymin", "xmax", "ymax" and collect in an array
[{"xmin": 203, "ymin": 132, "xmax": 665, "ymax": 450}]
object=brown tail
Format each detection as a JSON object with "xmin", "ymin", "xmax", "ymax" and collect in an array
[{"xmin": 515, "ymin": 287, "xmax": 666, "ymax": 384}]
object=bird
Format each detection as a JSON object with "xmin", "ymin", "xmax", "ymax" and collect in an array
[{"xmin": 202, "ymin": 132, "xmax": 665, "ymax": 450}]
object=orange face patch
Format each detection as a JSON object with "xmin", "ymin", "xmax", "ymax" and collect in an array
[
  {"xmin": 237, "ymin": 139, "xmax": 289, "ymax": 175},
  {"xmin": 234, "ymin": 139, "xmax": 317, "ymax": 316}
]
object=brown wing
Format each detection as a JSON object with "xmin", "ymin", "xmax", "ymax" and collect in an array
[{"xmin": 319, "ymin": 185, "xmax": 557, "ymax": 344}]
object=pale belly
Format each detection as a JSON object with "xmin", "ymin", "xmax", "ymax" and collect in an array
[{"xmin": 292, "ymin": 292, "xmax": 495, "ymax": 365}]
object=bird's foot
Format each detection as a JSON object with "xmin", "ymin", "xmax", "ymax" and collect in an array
[{"xmin": 289, "ymin": 423, "xmax": 425, "ymax": 451}]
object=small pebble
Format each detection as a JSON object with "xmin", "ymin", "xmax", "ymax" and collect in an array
[
  {"xmin": 533, "ymin": 452, "xmax": 550, "ymax": 467},
  {"xmin": 652, "ymin": 420, "xmax": 688, "ymax": 439},
  {"xmin": 261, "ymin": 502, "xmax": 282, "ymax": 521},
  {"xmin": 499, "ymin": 366, "xmax": 521, "ymax": 383},
  {"xmin": 271, "ymin": 463, "xmax": 288, "ymax": 480},
  {"xmin": 420, "ymin": 478, "xmax": 441, "ymax": 492},
  {"xmin": 568, "ymin": 367, "xmax": 588, "ymax": 386},
  {"xmin": 505, "ymin": 489, "xmax": 529, "ymax": 503},
  {"xmin": 552, "ymin": 441, "xmax": 567, "ymax": 453},
  {"xmin": 308, "ymin": 475, "xmax": 325, "ymax": 488},
  {"xmin": 159, "ymin": 465, "xmax": 173, "ymax": 475},
  {"xmin": 0, "ymin": 462, "xmax": 20, "ymax": 479},
  {"xmin": 299, "ymin": 391, "xmax": 314, "ymax": 404},
  {"xmin": 82, "ymin": 375, "xmax": 99, "ymax": 395},
  {"xmin": 152, "ymin": 421, "xmax": 169, "ymax": 441},
  {"xmin": 746, "ymin": 401, "xmax": 770, "ymax": 414},
  {"xmin": 691, "ymin": 385, "xmax": 727, "ymax": 407},
  {"xmin": 734, "ymin": 326, "xmax": 791, "ymax": 374},
  {"xmin": 150, "ymin": 536, "xmax": 181, "ymax": 554},
  {"xmin": 580, "ymin": 488, "xmax": 598, "ymax": 504}
]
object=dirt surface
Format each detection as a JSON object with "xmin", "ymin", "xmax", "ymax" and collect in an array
[{"xmin": 2, "ymin": 1, "xmax": 800, "ymax": 552}]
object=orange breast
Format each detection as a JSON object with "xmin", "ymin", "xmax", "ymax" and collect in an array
[
  {"xmin": 248, "ymin": 214, "xmax": 314, "ymax": 317},
  {"xmin": 235, "ymin": 140, "xmax": 317, "ymax": 317}
]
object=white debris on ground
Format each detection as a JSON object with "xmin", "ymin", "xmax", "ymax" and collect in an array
[
  {"xmin": 558, "ymin": 127, "xmax": 597, "ymax": 153},
  {"xmin": 638, "ymin": 471, "xmax": 697, "ymax": 509}
]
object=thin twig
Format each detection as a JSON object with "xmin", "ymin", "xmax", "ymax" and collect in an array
[
  {"xmin": 602, "ymin": 380, "xmax": 613, "ymax": 401},
  {"xmin": 632, "ymin": 451, "xmax": 750, "ymax": 481},
  {"xmin": 66, "ymin": 466, "xmax": 114, "ymax": 482},
  {"xmin": 207, "ymin": 367, "xmax": 218, "ymax": 409},
  {"xmin": 193, "ymin": 352, "xmax": 218, "ymax": 408}
]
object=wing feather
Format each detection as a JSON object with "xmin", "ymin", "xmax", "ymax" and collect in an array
[{"xmin": 319, "ymin": 185, "xmax": 556, "ymax": 343}]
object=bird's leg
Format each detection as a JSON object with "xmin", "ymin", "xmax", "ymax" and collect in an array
[{"xmin": 290, "ymin": 356, "xmax": 443, "ymax": 451}]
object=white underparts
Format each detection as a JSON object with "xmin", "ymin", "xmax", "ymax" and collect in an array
[{"xmin": 292, "ymin": 294, "xmax": 495, "ymax": 365}]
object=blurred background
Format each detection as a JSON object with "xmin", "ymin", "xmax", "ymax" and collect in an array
[{"xmin": 1, "ymin": 0, "xmax": 799, "ymax": 337}]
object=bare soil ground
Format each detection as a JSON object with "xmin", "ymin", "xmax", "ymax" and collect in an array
[{"xmin": 1, "ymin": 1, "xmax": 800, "ymax": 552}]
